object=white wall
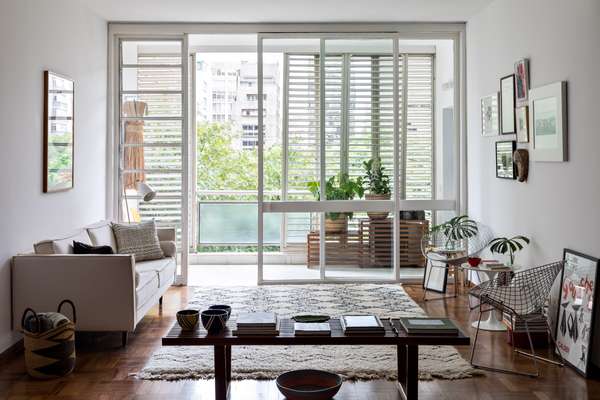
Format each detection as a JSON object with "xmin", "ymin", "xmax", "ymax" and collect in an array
[
  {"xmin": 467, "ymin": 0, "xmax": 600, "ymax": 267},
  {"xmin": 0, "ymin": 0, "xmax": 107, "ymax": 352}
]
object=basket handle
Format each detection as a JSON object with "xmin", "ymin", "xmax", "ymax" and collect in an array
[
  {"xmin": 21, "ymin": 308, "xmax": 39, "ymax": 333},
  {"xmin": 57, "ymin": 299, "xmax": 77, "ymax": 323}
]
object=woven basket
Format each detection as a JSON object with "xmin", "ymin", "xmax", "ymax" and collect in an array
[{"xmin": 22, "ymin": 300, "xmax": 76, "ymax": 379}]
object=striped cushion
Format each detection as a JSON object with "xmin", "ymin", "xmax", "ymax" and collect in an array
[{"xmin": 112, "ymin": 221, "xmax": 164, "ymax": 261}]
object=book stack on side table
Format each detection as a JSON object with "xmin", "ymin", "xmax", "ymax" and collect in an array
[
  {"xmin": 398, "ymin": 317, "xmax": 459, "ymax": 335},
  {"xmin": 233, "ymin": 312, "xmax": 279, "ymax": 336},
  {"xmin": 340, "ymin": 315, "xmax": 385, "ymax": 335}
]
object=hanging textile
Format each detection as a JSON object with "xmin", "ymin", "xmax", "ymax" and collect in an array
[{"xmin": 122, "ymin": 100, "xmax": 147, "ymax": 189}]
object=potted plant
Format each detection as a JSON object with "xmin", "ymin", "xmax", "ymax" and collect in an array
[
  {"xmin": 362, "ymin": 158, "xmax": 391, "ymax": 220},
  {"xmin": 430, "ymin": 215, "xmax": 478, "ymax": 249},
  {"xmin": 488, "ymin": 235, "xmax": 530, "ymax": 266},
  {"xmin": 307, "ymin": 173, "xmax": 364, "ymax": 234}
]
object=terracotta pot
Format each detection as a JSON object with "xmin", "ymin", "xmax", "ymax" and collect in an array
[
  {"xmin": 325, "ymin": 214, "xmax": 349, "ymax": 234},
  {"xmin": 365, "ymin": 193, "xmax": 391, "ymax": 220}
]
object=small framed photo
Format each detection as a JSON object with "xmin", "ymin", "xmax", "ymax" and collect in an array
[
  {"xmin": 514, "ymin": 59, "xmax": 530, "ymax": 107},
  {"xmin": 529, "ymin": 81, "xmax": 568, "ymax": 162},
  {"xmin": 423, "ymin": 264, "xmax": 448, "ymax": 293},
  {"xmin": 555, "ymin": 249, "xmax": 600, "ymax": 377},
  {"xmin": 481, "ymin": 93, "xmax": 499, "ymax": 136},
  {"xmin": 516, "ymin": 106, "xmax": 529, "ymax": 143},
  {"xmin": 496, "ymin": 140, "xmax": 516, "ymax": 179},
  {"xmin": 500, "ymin": 74, "xmax": 516, "ymax": 134}
]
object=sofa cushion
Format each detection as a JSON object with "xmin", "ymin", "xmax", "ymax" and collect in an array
[
  {"xmin": 51, "ymin": 230, "xmax": 93, "ymax": 254},
  {"xmin": 135, "ymin": 273, "xmax": 159, "ymax": 311},
  {"xmin": 73, "ymin": 241, "xmax": 114, "ymax": 255},
  {"xmin": 86, "ymin": 221, "xmax": 118, "ymax": 253},
  {"xmin": 112, "ymin": 221, "xmax": 164, "ymax": 261},
  {"xmin": 135, "ymin": 257, "xmax": 176, "ymax": 288}
]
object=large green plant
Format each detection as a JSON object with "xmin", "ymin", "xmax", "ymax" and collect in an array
[
  {"xmin": 431, "ymin": 215, "xmax": 478, "ymax": 241},
  {"xmin": 488, "ymin": 236, "xmax": 530, "ymax": 266},
  {"xmin": 307, "ymin": 173, "xmax": 364, "ymax": 220},
  {"xmin": 362, "ymin": 158, "xmax": 391, "ymax": 195}
]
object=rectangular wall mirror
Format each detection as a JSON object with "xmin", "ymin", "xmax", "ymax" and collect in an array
[{"xmin": 44, "ymin": 70, "xmax": 74, "ymax": 192}]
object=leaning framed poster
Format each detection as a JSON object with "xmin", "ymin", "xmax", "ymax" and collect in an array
[
  {"xmin": 423, "ymin": 263, "xmax": 448, "ymax": 293},
  {"xmin": 555, "ymin": 249, "xmax": 600, "ymax": 376}
]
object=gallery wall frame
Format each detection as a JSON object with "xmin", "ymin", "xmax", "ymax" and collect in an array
[
  {"xmin": 514, "ymin": 58, "xmax": 530, "ymax": 107},
  {"xmin": 481, "ymin": 92, "xmax": 499, "ymax": 136},
  {"xmin": 495, "ymin": 140, "xmax": 516, "ymax": 180},
  {"xmin": 555, "ymin": 248, "xmax": 600, "ymax": 377},
  {"xmin": 500, "ymin": 74, "xmax": 516, "ymax": 135},
  {"xmin": 516, "ymin": 106, "xmax": 529, "ymax": 143},
  {"xmin": 529, "ymin": 81, "xmax": 568, "ymax": 162},
  {"xmin": 43, "ymin": 70, "xmax": 74, "ymax": 193}
]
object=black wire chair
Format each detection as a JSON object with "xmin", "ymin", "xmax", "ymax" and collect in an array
[{"xmin": 469, "ymin": 261, "xmax": 565, "ymax": 377}]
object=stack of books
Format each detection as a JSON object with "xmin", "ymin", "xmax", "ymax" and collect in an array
[
  {"xmin": 294, "ymin": 322, "xmax": 331, "ymax": 336},
  {"xmin": 398, "ymin": 317, "xmax": 459, "ymax": 335},
  {"xmin": 340, "ymin": 315, "xmax": 385, "ymax": 335},
  {"xmin": 233, "ymin": 312, "xmax": 279, "ymax": 336},
  {"xmin": 502, "ymin": 312, "xmax": 548, "ymax": 347}
]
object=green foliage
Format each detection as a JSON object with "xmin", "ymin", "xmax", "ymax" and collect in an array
[
  {"xmin": 362, "ymin": 158, "xmax": 391, "ymax": 195},
  {"xmin": 431, "ymin": 215, "xmax": 478, "ymax": 241},
  {"xmin": 196, "ymin": 122, "xmax": 282, "ymax": 200},
  {"xmin": 307, "ymin": 173, "xmax": 364, "ymax": 220},
  {"xmin": 488, "ymin": 235, "xmax": 530, "ymax": 265}
]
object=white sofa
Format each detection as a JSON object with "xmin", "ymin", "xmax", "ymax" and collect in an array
[{"xmin": 12, "ymin": 221, "xmax": 176, "ymax": 346}]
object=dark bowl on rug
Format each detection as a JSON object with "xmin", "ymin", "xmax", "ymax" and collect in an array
[
  {"xmin": 209, "ymin": 304, "xmax": 232, "ymax": 321},
  {"xmin": 201, "ymin": 309, "xmax": 228, "ymax": 333},
  {"xmin": 276, "ymin": 369, "xmax": 342, "ymax": 400},
  {"xmin": 176, "ymin": 309, "xmax": 199, "ymax": 331}
]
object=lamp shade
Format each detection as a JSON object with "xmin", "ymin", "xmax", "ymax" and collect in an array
[{"xmin": 136, "ymin": 181, "xmax": 156, "ymax": 202}]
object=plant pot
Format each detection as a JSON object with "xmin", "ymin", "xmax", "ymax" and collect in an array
[
  {"xmin": 365, "ymin": 193, "xmax": 391, "ymax": 220},
  {"xmin": 325, "ymin": 214, "xmax": 349, "ymax": 234}
]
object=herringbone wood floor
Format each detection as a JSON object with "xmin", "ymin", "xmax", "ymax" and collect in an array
[{"xmin": 1, "ymin": 284, "xmax": 598, "ymax": 399}]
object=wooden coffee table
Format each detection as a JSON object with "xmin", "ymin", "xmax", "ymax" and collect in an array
[{"xmin": 162, "ymin": 318, "xmax": 470, "ymax": 400}]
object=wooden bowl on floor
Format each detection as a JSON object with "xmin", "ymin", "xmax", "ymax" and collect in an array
[{"xmin": 276, "ymin": 369, "xmax": 342, "ymax": 400}]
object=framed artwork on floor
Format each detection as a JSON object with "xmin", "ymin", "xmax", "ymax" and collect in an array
[
  {"xmin": 500, "ymin": 74, "xmax": 516, "ymax": 134},
  {"xmin": 529, "ymin": 81, "xmax": 568, "ymax": 162},
  {"xmin": 423, "ymin": 263, "xmax": 448, "ymax": 293},
  {"xmin": 516, "ymin": 106, "xmax": 529, "ymax": 143},
  {"xmin": 555, "ymin": 249, "xmax": 600, "ymax": 377},
  {"xmin": 44, "ymin": 70, "xmax": 74, "ymax": 193},
  {"xmin": 481, "ymin": 93, "xmax": 499, "ymax": 136},
  {"xmin": 495, "ymin": 140, "xmax": 516, "ymax": 179},
  {"xmin": 514, "ymin": 58, "xmax": 530, "ymax": 107}
]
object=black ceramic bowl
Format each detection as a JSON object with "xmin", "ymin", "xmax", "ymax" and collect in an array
[
  {"xmin": 276, "ymin": 369, "xmax": 342, "ymax": 400},
  {"xmin": 209, "ymin": 305, "xmax": 232, "ymax": 321},
  {"xmin": 176, "ymin": 309, "xmax": 199, "ymax": 331},
  {"xmin": 201, "ymin": 309, "xmax": 228, "ymax": 333}
]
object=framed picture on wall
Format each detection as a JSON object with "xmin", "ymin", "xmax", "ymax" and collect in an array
[
  {"xmin": 555, "ymin": 249, "xmax": 600, "ymax": 377},
  {"xmin": 516, "ymin": 106, "xmax": 529, "ymax": 143},
  {"xmin": 495, "ymin": 140, "xmax": 516, "ymax": 179},
  {"xmin": 529, "ymin": 81, "xmax": 568, "ymax": 162},
  {"xmin": 481, "ymin": 93, "xmax": 499, "ymax": 136},
  {"xmin": 514, "ymin": 58, "xmax": 530, "ymax": 107},
  {"xmin": 500, "ymin": 74, "xmax": 516, "ymax": 134},
  {"xmin": 44, "ymin": 71, "xmax": 74, "ymax": 193}
]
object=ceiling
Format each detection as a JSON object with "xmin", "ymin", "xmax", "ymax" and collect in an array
[{"xmin": 78, "ymin": 0, "xmax": 493, "ymax": 23}]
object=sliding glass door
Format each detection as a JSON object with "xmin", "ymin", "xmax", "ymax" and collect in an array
[{"xmin": 258, "ymin": 33, "xmax": 457, "ymax": 283}]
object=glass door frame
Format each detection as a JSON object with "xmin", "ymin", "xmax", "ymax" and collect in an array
[{"xmin": 257, "ymin": 32, "xmax": 457, "ymax": 284}]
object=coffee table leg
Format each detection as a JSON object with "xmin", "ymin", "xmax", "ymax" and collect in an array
[
  {"xmin": 397, "ymin": 344, "xmax": 418, "ymax": 400},
  {"xmin": 214, "ymin": 345, "xmax": 229, "ymax": 400},
  {"xmin": 225, "ymin": 345, "xmax": 231, "ymax": 383}
]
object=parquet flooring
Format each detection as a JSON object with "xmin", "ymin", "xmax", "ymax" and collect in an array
[{"xmin": 0, "ymin": 283, "xmax": 598, "ymax": 399}]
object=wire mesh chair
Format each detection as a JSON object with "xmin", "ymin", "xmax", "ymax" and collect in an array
[
  {"xmin": 421, "ymin": 230, "xmax": 468, "ymax": 301},
  {"xmin": 469, "ymin": 261, "xmax": 565, "ymax": 377}
]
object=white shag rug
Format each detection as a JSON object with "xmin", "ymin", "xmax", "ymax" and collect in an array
[{"xmin": 139, "ymin": 284, "xmax": 479, "ymax": 381}]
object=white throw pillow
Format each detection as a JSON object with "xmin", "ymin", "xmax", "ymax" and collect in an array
[
  {"xmin": 112, "ymin": 220, "xmax": 164, "ymax": 261},
  {"xmin": 87, "ymin": 222, "xmax": 118, "ymax": 253}
]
